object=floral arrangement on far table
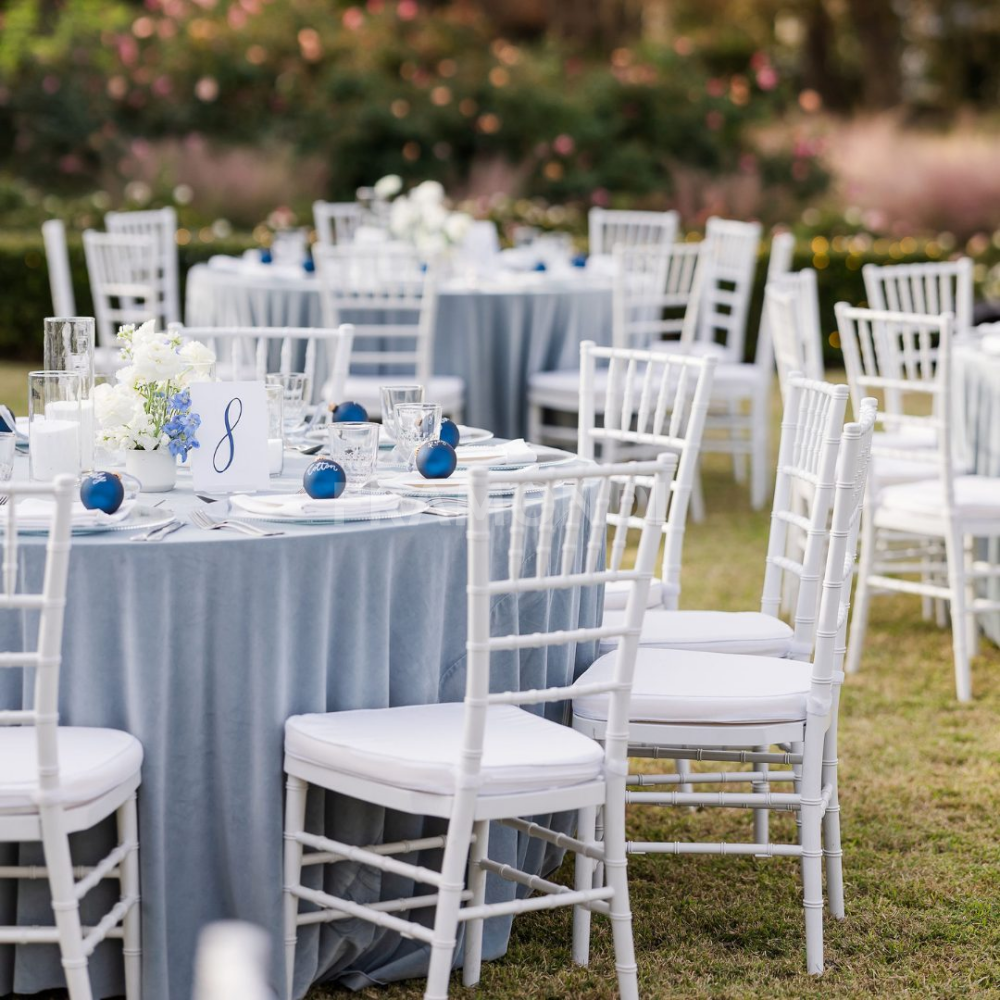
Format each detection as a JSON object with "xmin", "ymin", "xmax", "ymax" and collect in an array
[
  {"xmin": 374, "ymin": 175, "xmax": 472, "ymax": 257},
  {"xmin": 93, "ymin": 321, "xmax": 215, "ymax": 459}
]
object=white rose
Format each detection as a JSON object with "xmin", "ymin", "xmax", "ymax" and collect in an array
[
  {"xmin": 444, "ymin": 212, "xmax": 473, "ymax": 244},
  {"xmin": 178, "ymin": 339, "xmax": 217, "ymax": 386},
  {"xmin": 410, "ymin": 180, "xmax": 445, "ymax": 206},
  {"xmin": 419, "ymin": 203, "xmax": 448, "ymax": 233},
  {"xmin": 374, "ymin": 174, "xmax": 403, "ymax": 199},
  {"xmin": 115, "ymin": 364, "xmax": 140, "ymax": 389},
  {"xmin": 389, "ymin": 196, "xmax": 418, "ymax": 238},
  {"xmin": 93, "ymin": 382, "xmax": 143, "ymax": 430},
  {"xmin": 131, "ymin": 337, "xmax": 185, "ymax": 383}
]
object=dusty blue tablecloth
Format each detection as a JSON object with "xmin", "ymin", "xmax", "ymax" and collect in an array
[
  {"xmin": 185, "ymin": 265, "xmax": 614, "ymax": 438},
  {"xmin": 0, "ymin": 452, "xmax": 602, "ymax": 1000},
  {"xmin": 954, "ymin": 344, "xmax": 1000, "ymax": 643}
]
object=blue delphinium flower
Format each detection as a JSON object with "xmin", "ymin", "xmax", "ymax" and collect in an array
[{"xmin": 163, "ymin": 389, "xmax": 202, "ymax": 460}]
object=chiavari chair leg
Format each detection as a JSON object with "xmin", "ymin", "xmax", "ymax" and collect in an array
[
  {"xmin": 283, "ymin": 775, "xmax": 309, "ymax": 1000},
  {"xmin": 424, "ymin": 814, "xmax": 475, "ymax": 1000},
  {"xmin": 572, "ymin": 805, "xmax": 597, "ymax": 966},
  {"xmin": 964, "ymin": 536, "xmax": 980, "ymax": 659},
  {"xmin": 461, "ymin": 819, "xmax": 490, "ymax": 987},
  {"xmin": 845, "ymin": 511, "xmax": 875, "ymax": 675},
  {"xmin": 944, "ymin": 524, "xmax": 972, "ymax": 702},
  {"xmin": 822, "ymin": 714, "xmax": 845, "ymax": 920},
  {"xmin": 39, "ymin": 807, "xmax": 94, "ymax": 1000},
  {"xmin": 798, "ymin": 737, "xmax": 825, "ymax": 975},
  {"xmin": 750, "ymin": 389, "xmax": 769, "ymax": 511},
  {"xmin": 117, "ymin": 793, "xmax": 142, "ymax": 1000},
  {"xmin": 603, "ymin": 775, "xmax": 639, "ymax": 1000},
  {"xmin": 752, "ymin": 745, "xmax": 770, "ymax": 845}
]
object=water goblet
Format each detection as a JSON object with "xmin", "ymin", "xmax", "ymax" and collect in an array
[
  {"xmin": 394, "ymin": 403, "xmax": 441, "ymax": 471},
  {"xmin": 328, "ymin": 422, "xmax": 380, "ymax": 490},
  {"xmin": 380, "ymin": 384, "xmax": 424, "ymax": 460}
]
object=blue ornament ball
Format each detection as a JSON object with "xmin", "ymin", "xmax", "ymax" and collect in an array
[
  {"xmin": 439, "ymin": 418, "xmax": 461, "ymax": 448},
  {"xmin": 260, "ymin": 249, "xmax": 273, "ymax": 264},
  {"xmin": 330, "ymin": 400, "xmax": 369, "ymax": 423},
  {"xmin": 303, "ymin": 460, "xmax": 346, "ymax": 499},
  {"xmin": 302, "ymin": 257, "xmax": 315, "ymax": 273},
  {"xmin": 416, "ymin": 440, "xmax": 457, "ymax": 480},
  {"xmin": 533, "ymin": 261, "xmax": 548, "ymax": 272},
  {"xmin": 571, "ymin": 253, "xmax": 587, "ymax": 268},
  {"xmin": 80, "ymin": 472, "xmax": 125, "ymax": 515}
]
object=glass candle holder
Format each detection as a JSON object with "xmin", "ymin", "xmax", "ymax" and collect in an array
[
  {"xmin": 44, "ymin": 317, "xmax": 95, "ymax": 471},
  {"xmin": 265, "ymin": 382, "xmax": 284, "ymax": 477},
  {"xmin": 29, "ymin": 371, "xmax": 83, "ymax": 481},
  {"xmin": 266, "ymin": 372, "xmax": 310, "ymax": 431}
]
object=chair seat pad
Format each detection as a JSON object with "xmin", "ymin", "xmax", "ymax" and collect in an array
[
  {"xmin": 344, "ymin": 375, "xmax": 465, "ymax": 414},
  {"xmin": 872, "ymin": 453, "xmax": 937, "ymax": 487},
  {"xmin": 600, "ymin": 609, "xmax": 794, "ymax": 658},
  {"xmin": 602, "ymin": 578, "xmax": 663, "ymax": 611},
  {"xmin": 0, "ymin": 728, "xmax": 143, "ymax": 813},
  {"xmin": 710, "ymin": 362, "xmax": 763, "ymax": 392},
  {"xmin": 573, "ymin": 647, "xmax": 817, "ymax": 725},
  {"xmin": 877, "ymin": 475, "xmax": 1000, "ymax": 520},
  {"xmin": 528, "ymin": 368, "xmax": 591, "ymax": 412},
  {"xmin": 285, "ymin": 703, "xmax": 604, "ymax": 796}
]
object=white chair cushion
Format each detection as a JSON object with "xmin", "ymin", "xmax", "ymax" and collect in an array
[
  {"xmin": 600, "ymin": 609, "xmax": 794, "ymax": 658},
  {"xmin": 872, "ymin": 453, "xmax": 938, "ymax": 488},
  {"xmin": 343, "ymin": 374, "xmax": 465, "ymax": 415},
  {"xmin": 878, "ymin": 475, "xmax": 1000, "ymax": 520},
  {"xmin": 573, "ymin": 647, "xmax": 818, "ymax": 725},
  {"xmin": 875, "ymin": 428, "xmax": 937, "ymax": 450},
  {"xmin": 710, "ymin": 362, "xmax": 762, "ymax": 394},
  {"xmin": 528, "ymin": 368, "xmax": 591, "ymax": 412},
  {"xmin": 285, "ymin": 702, "xmax": 604, "ymax": 796},
  {"xmin": 602, "ymin": 578, "xmax": 663, "ymax": 612},
  {"xmin": 0, "ymin": 728, "xmax": 143, "ymax": 813}
]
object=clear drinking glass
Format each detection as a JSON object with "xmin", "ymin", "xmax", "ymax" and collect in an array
[
  {"xmin": 0, "ymin": 433, "xmax": 15, "ymax": 482},
  {"xmin": 265, "ymin": 383, "xmax": 284, "ymax": 477},
  {"xmin": 44, "ymin": 317, "xmax": 95, "ymax": 471},
  {"xmin": 266, "ymin": 372, "xmax": 311, "ymax": 431},
  {"xmin": 328, "ymin": 422, "xmax": 380, "ymax": 489},
  {"xmin": 394, "ymin": 402, "xmax": 441, "ymax": 471},
  {"xmin": 380, "ymin": 384, "xmax": 423, "ymax": 458},
  {"xmin": 28, "ymin": 371, "xmax": 83, "ymax": 481}
]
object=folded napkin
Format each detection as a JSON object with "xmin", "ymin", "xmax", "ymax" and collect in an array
[
  {"xmin": 230, "ymin": 492, "xmax": 400, "ymax": 518},
  {"xmin": 456, "ymin": 439, "xmax": 537, "ymax": 466},
  {"xmin": 14, "ymin": 497, "xmax": 135, "ymax": 528}
]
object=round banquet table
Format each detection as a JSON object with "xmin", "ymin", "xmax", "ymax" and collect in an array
[
  {"xmin": 185, "ymin": 261, "xmax": 615, "ymax": 440},
  {"xmin": 0, "ymin": 451, "xmax": 602, "ymax": 1000},
  {"xmin": 954, "ymin": 340, "xmax": 1000, "ymax": 644}
]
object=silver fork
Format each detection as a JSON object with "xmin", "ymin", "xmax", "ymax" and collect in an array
[{"xmin": 190, "ymin": 507, "xmax": 283, "ymax": 537}]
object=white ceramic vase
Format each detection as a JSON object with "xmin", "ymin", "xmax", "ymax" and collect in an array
[{"xmin": 125, "ymin": 448, "xmax": 177, "ymax": 493}]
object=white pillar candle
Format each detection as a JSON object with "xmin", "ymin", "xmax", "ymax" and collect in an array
[
  {"xmin": 30, "ymin": 418, "xmax": 80, "ymax": 480},
  {"xmin": 47, "ymin": 399, "xmax": 94, "ymax": 471},
  {"xmin": 267, "ymin": 437, "xmax": 284, "ymax": 476}
]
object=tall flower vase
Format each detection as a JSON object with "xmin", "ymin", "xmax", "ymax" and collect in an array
[{"xmin": 125, "ymin": 448, "xmax": 177, "ymax": 493}]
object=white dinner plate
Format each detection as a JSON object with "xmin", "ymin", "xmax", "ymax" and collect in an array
[
  {"xmin": 378, "ymin": 472, "xmax": 544, "ymax": 499},
  {"xmin": 9, "ymin": 504, "xmax": 176, "ymax": 536},
  {"xmin": 231, "ymin": 494, "xmax": 428, "ymax": 524}
]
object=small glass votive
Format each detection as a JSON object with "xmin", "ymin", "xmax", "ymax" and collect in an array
[
  {"xmin": 328, "ymin": 422, "xmax": 380, "ymax": 490},
  {"xmin": 44, "ymin": 318, "xmax": 95, "ymax": 471},
  {"xmin": 0, "ymin": 432, "xmax": 15, "ymax": 483},
  {"xmin": 266, "ymin": 372, "xmax": 311, "ymax": 431},
  {"xmin": 394, "ymin": 402, "xmax": 441, "ymax": 471},
  {"xmin": 29, "ymin": 371, "xmax": 83, "ymax": 482},
  {"xmin": 265, "ymin": 383, "xmax": 284, "ymax": 477}
]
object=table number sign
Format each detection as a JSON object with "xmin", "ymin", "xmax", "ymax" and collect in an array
[{"xmin": 189, "ymin": 381, "xmax": 270, "ymax": 493}]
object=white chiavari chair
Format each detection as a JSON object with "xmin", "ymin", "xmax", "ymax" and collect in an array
[
  {"xmin": 170, "ymin": 324, "xmax": 354, "ymax": 407},
  {"xmin": 42, "ymin": 219, "xmax": 77, "ymax": 317},
  {"xmin": 282, "ymin": 454, "xmax": 675, "ymax": 1000},
  {"xmin": 0, "ymin": 476, "xmax": 143, "ymax": 1000},
  {"xmin": 314, "ymin": 243, "xmax": 463, "ymax": 417},
  {"xmin": 106, "ymin": 206, "xmax": 181, "ymax": 326},
  {"xmin": 863, "ymin": 257, "xmax": 974, "ymax": 335},
  {"xmin": 572, "ymin": 395, "xmax": 878, "ymax": 976},
  {"xmin": 576, "ymin": 340, "xmax": 716, "ymax": 612},
  {"xmin": 587, "ymin": 207, "xmax": 679, "ymax": 256},
  {"xmin": 312, "ymin": 201, "xmax": 363, "ymax": 246},
  {"xmin": 766, "ymin": 268, "xmax": 824, "ymax": 399},
  {"xmin": 600, "ymin": 374, "xmax": 850, "ymax": 658},
  {"xmin": 839, "ymin": 306, "xmax": 1000, "ymax": 701},
  {"xmin": 83, "ymin": 230, "xmax": 161, "ymax": 374},
  {"xmin": 527, "ymin": 242, "xmax": 704, "ymax": 448},
  {"xmin": 694, "ymin": 218, "xmax": 768, "ymax": 508}
]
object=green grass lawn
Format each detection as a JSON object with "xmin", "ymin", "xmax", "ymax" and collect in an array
[
  {"xmin": 4, "ymin": 360, "xmax": 998, "ymax": 998},
  {"xmin": 0, "ymin": 360, "xmax": 33, "ymax": 414}
]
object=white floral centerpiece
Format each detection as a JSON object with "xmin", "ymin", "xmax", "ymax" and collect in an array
[
  {"xmin": 93, "ymin": 321, "xmax": 216, "ymax": 491},
  {"xmin": 374, "ymin": 176, "xmax": 472, "ymax": 258}
]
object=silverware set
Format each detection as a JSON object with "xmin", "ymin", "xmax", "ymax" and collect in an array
[{"xmin": 190, "ymin": 507, "xmax": 284, "ymax": 537}]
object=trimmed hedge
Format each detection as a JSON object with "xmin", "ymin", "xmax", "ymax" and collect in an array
[{"xmin": 0, "ymin": 232, "xmax": 993, "ymax": 364}]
